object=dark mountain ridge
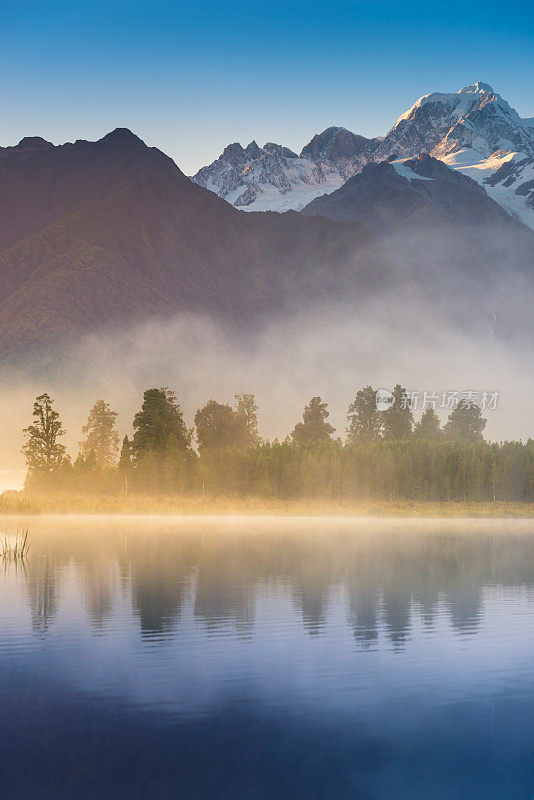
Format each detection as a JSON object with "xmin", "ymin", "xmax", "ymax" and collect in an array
[
  {"xmin": 3, "ymin": 130, "xmax": 534, "ymax": 361},
  {"xmin": 302, "ymin": 154, "xmax": 525, "ymax": 232},
  {"xmin": 0, "ymin": 129, "xmax": 390, "ymax": 357},
  {"xmin": 301, "ymin": 154, "xmax": 534, "ymax": 332}
]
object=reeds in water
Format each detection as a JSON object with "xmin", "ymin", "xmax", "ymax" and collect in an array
[{"xmin": 1, "ymin": 530, "xmax": 30, "ymax": 560}]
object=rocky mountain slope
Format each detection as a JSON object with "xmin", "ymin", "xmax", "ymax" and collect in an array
[
  {"xmin": 192, "ymin": 83, "xmax": 534, "ymax": 229},
  {"xmin": 192, "ymin": 128, "xmax": 374, "ymax": 212}
]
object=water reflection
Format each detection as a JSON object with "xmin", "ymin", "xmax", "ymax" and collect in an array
[
  {"xmin": 27, "ymin": 554, "xmax": 59, "ymax": 635},
  {"xmin": 0, "ymin": 517, "xmax": 533, "ymax": 800},
  {"xmin": 5, "ymin": 518, "xmax": 532, "ymax": 647}
]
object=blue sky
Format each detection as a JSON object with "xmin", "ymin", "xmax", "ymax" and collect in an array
[{"xmin": 1, "ymin": 0, "xmax": 533, "ymax": 173}]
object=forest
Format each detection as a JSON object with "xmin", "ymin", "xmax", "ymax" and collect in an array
[{"xmin": 18, "ymin": 385, "xmax": 534, "ymax": 503}]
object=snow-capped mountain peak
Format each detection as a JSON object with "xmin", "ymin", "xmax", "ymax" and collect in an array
[
  {"xmin": 191, "ymin": 82, "xmax": 534, "ymax": 228},
  {"xmin": 459, "ymin": 81, "xmax": 494, "ymax": 95},
  {"xmin": 391, "ymin": 83, "xmax": 495, "ymax": 129},
  {"xmin": 393, "ymin": 90, "xmax": 463, "ymax": 127},
  {"xmin": 192, "ymin": 128, "xmax": 374, "ymax": 211},
  {"xmin": 386, "ymin": 82, "xmax": 534, "ymax": 160},
  {"xmin": 394, "ymin": 82, "xmax": 495, "ymax": 125}
]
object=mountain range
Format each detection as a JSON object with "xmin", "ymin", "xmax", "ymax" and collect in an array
[
  {"xmin": 0, "ymin": 129, "xmax": 390, "ymax": 357},
  {"xmin": 192, "ymin": 82, "xmax": 534, "ymax": 231},
  {"xmin": 1, "ymin": 81, "xmax": 534, "ymax": 360}
]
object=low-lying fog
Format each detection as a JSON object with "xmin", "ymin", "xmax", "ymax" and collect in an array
[{"xmin": 1, "ymin": 284, "xmax": 532, "ymax": 490}]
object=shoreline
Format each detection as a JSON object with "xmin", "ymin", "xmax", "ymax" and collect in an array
[{"xmin": 2, "ymin": 493, "xmax": 534, "ymax": 518}]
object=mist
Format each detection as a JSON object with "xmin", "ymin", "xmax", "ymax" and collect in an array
[{"xmin": 2, "ymin": 275, "xmax": 533, "ymax": 490}]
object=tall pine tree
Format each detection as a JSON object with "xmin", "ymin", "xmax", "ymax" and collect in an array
[
  {"xmin": 234, "ymin": 393, "xmax": 261, "ymax": 448},
  {"xmin": 347, "ymin": 386, "xmax": 382, "ymax": 443},
  {"xmin": 444, "ymin": 401, "xmax": 486, "ymax": 443},
  {"xmin": 195, "ymin": 400, "xmax": 241, "ymax": 451},
  {"xmin": 382, "ymin": 385, "xmax": 413, "ymax": 440},
  {"xmin": 80, "ymin": 400, "xmax": 119, "ymax": 467},
  {"xmin": 132, "ymin": 388, "xmax": 192, "ymax": 464},
  {"xmin": 291, "ymin": 397, "xmax": 335, "ymax": 446},
  {"xmin": 414, "ymin": 407, "xmax": 443, "ymax": 441},
  {"xmin": 22, "ymin": 394, "xmax": 67, "ymax": 477}
]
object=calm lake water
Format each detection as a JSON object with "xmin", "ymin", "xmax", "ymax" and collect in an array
[{"xmin": 0, "ymin": 516, "xmax": 533, "ymax": 800}]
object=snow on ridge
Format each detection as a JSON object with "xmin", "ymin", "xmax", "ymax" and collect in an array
[
  {"xmin": 459, "ymin": 81, "xmax": 494, "ymax": 95},
  {"xmin": 442, "ymin": 148, "xmax": 534, "ymax": 230},
  {"xmin": 393, "ymin": 92, "xmax": 458, "ymax": 127},
  {"xmin": 225, "ymin": 178, "xmax": 343, "ymax": 213},
  {"xmin": 441, "ymin": 148, "xmax": 517, "ymax": 173},
  {"xmin": 390, "ymin": 161, "xmax": 434, "ymax": 182},
  {"xmin": 392, "ymin": 82, "xmax": 506, "ymax": 131},
  {"xmin": 191, "ymin": 81, "xmax": 534, "ymax": 225}
]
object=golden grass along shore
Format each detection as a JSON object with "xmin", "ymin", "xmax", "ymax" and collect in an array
[{"xmin": 2, "ymin": 491, "xmax": 534, "ymax": 517}]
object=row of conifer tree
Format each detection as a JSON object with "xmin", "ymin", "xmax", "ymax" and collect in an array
[{"xmin": 21, "ymin": 385, "xmax": 534, "ymax": 501}]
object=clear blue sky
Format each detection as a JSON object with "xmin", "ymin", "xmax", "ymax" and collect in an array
[{"xmin": 1, "ymin": 0, "xmax": 533, "ymax": 174}]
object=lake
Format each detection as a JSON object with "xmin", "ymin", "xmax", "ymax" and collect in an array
[{"xmin": 0, "ymin": 515, "xmax": 533, "ymax": 799}]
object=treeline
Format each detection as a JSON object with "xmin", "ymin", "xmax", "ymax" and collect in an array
[{"xmin": 20, "ymin": 385, "xmax": 534, "ymax": 502}]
